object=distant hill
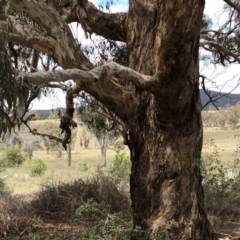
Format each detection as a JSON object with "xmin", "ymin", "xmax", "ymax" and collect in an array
[
  {"xmin": 34, "ymin": 90, "xmax": 240, "ymax": 116},
  {"xmin": 200, "ymin": 89, "xmax": 240, "ymax": 110},
  {"xmin": 35, "ymin": 109, "xmax": 51, "ymax": 116}
]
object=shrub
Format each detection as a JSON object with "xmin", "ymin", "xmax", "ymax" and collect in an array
[
  {"xmin": 0, "ymin": 148, "xmax": 26, "ymax": 167},
  {"xmin": 26, "ymin": 158, "xmax": 47, "ymax": 176},
  {"xmin": 108, "ymin": 152, "xmax": 131, "ymax": 188},
  {"xmin": 75, "ymin": 199, "xmax": 145, "ymax": 239},
  {"xmin": 29, "ymin": 172, "xmax": 129, "ymax": 220},
  {"xmin": 78, "ymin": 161, "xmax": 88, "ymax": 172}
]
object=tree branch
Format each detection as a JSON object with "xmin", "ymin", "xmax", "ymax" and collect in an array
[
  {"xmin": 16, "ymin": 61, "xmax": 151, "ymax": 121},
  {"xmin": 6, "ymin": 0, "xmax": 92, "ymax": 70},
  {"xmin": 23, "ymin": 120, "xmax": 63, "ymax": 145},
  {"xmin": 74, "ymin": 0, "xmax": 127, "ymax": 42},
  {"xmin": 53, "ymin": 0, "xmax": 127, "ymax": 42},
  {"xmin": 199, "ymin": 40, "xmax": 240, "ymax": 63},
  {"xmin": 16, "ymin": 68, "xmax": 99, "ymax": 85},
  {"xmin": 223, "ymin": 0, "xmax": 240, "ymax": 13},
  {"xmin": 17, "ymin": 61, "xmax": 151, "ymax": 89}
]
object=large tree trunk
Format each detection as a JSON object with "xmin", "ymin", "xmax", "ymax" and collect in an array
[
  {"xmin": 126, "ymin": 0, "xmax": 212, "ymax": 239},
  {"xmin": 129, "ymin": 112, "xmax": 211, "ymax": 239}
]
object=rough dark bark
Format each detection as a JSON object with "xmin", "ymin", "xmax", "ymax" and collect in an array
[{"xmin": 125, "ymin": 0, "xmax": 212, "ymax": 239}]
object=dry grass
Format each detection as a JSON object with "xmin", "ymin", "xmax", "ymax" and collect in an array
[{"xmin": 0, "ymin": 118, "xmax": 127, "ymax": 194}]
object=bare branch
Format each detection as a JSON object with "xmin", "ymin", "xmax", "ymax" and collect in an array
[
  {"xmin": 23, "ymin": 120, "xmax": 63, "ymax": 145},
  {"xmin": 223, "ymin": 0, "xmax": 240, "ymax": 13},
  {"xmin": 16, "ymin": 68, "xmax": 99, "ymax": 85},
  {"xmin": 199, "ymin": 40, "xmax": 240, "ymax": 63},
  {"xmin": 17, "ymin": 61, "xmax": 151, "ymax": 89}
]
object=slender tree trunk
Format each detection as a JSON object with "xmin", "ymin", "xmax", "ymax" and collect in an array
[
  {"xmin": 67, "ymin": 144, "xmax": 71, "ymax": 167},
  {"xmin": 126, "ymin": 0, "xmax": 212, "ymax": 239},
  {"xmin": 100, "ymin": 145, "xmax": 107, "ymax": 167},
  {"xmin": 98, "ymin": 136, "xmax": 109, "ymax": 167}
]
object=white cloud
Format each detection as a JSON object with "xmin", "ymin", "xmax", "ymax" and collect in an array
[
  {"xmin": 204, "ymin": 0, "xmax": 224, "ymax": 17},
  {"xmin": 31, "ymin": 91, "xmax": 66, "ymax": 110}
]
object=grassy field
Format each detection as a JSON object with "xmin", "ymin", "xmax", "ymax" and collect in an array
[
  {"xmin": 0, "ymin": 119, "xmax": 127, "ymax": 194},
  {"xmin": 1, "ymin": 120, "xmax": 240, "ymax": 194},
  {"xmin": 203, "ymin": 127, "xmax": 240, "ymax": 165}
]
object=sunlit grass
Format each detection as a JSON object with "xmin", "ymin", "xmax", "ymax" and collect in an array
[{"xmin": 1, "ymin": 119, "xmax": 240, "ymax": 194}]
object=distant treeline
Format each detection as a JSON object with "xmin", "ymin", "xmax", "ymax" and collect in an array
[{"xmin": 202, "ymin": 102, "xmax": 240, "ymax": 129}]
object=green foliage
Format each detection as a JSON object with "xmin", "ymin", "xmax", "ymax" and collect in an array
[
  {"xmin": 0, "ymin": 148, "xmax": 26, "ymax": 167},
  {"xmin": 0, "ymin": 178, "xmax": 6, "ymax": 194},
  {"xmin": 0, "ymin": 48, "xmax": 34, "ymax": 138},
  {"xmin": 75, "ymin": 199, "xmax": 145, "ymax": 239},
  {"xmin": 0, "ymin": 159, "xmax": 7, "ymax": 194},
  {"xmin": 26, "ymin": 158, "xmax": 47, "ymax": 176},
  {"xmin": 108, "ymin": 152, "xmax": 131, "ymax": 188},
  {"xmin": 201, "ymin": 140, "xmax": 240, "ymax": 214}
]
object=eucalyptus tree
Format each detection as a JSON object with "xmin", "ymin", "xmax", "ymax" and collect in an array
[
  {"xmin": 77, "ymin": 96, "xmax": 120, "ymax": 167},
  {"xmin": 1, "ymin": 0, "xmax": 240, "ymax": 239}
]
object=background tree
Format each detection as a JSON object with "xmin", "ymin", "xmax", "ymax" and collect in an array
[
  {"xmin": 80, "ymin": 127, "xmax": 91, "ymax": 149},
  {"xmin": 226, "ymin": 104, "xmax": 240, "ymax": 128},
  {"xmin": 1, "ymin": 0, "xmax": 240, "ymax": 238},
  {"xmin": 70, "ymin": 129, "xmax": 77, "ymax": 150},
  {"xmin": 77, "ymin": 96, "xmax": 119, "ymax": 167},
  {"xmin": 33, "ymin": 121, "xmax": 63, "ymax": 156},
  {"xmin": 23, "ymin": 138, "xmax": 42, "ymax": 159}
]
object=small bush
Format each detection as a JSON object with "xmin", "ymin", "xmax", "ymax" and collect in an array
[
  {"xmin": 75, "ymin": 199, "xmax": 145, "ymax": 239},
  {"xmin": 0, "ymin": 148, "xmax": 26, "ymax": 167},
  {"xmin": 26, "ymin": 158, "xmax": 47, "ymax": 176},
  {"xmin": 78, "ymin": 161, "xmax": 88, "ymax": 172},
  {"xmin": 108, "ymin": 152, "xmax": 131, "ymax": 188}
]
